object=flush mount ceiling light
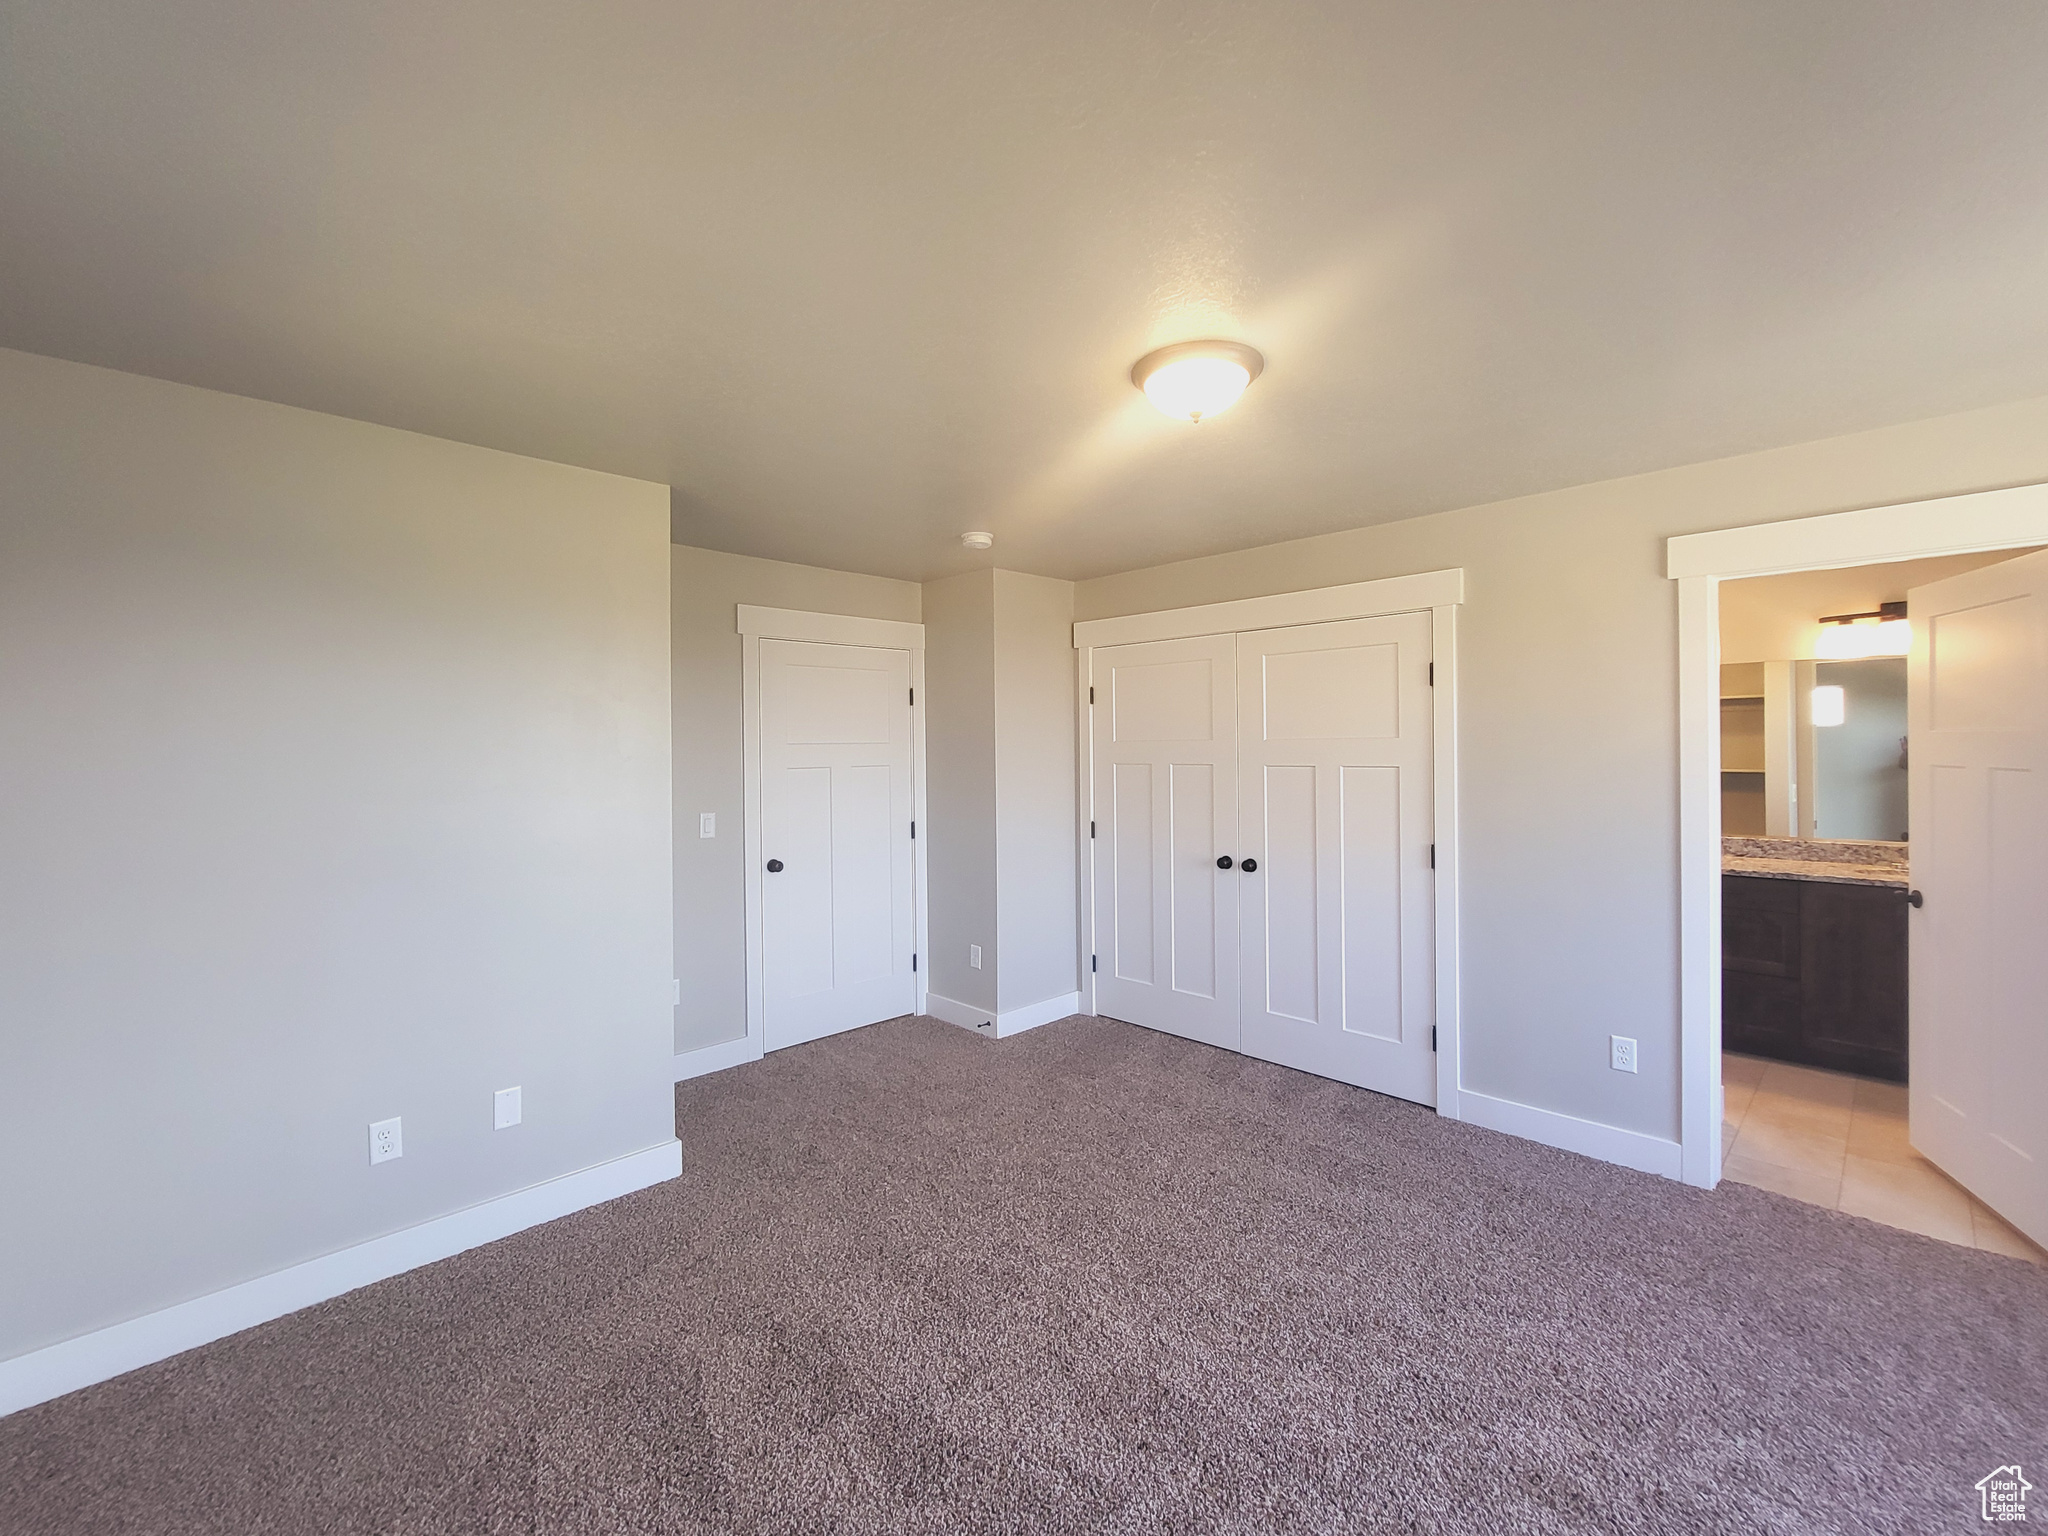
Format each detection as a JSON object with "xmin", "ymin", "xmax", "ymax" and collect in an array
[
  {"xmin": 1130, "ymin": 340, "xmax": 1265, "ymax": 423},
  {"xmin": 961, "ymin": 531, "xmax": 994, "ymax": 550},
  {"xmin": 1814, "ymin": 600, "xmax": 1911, "ymax": 659}
]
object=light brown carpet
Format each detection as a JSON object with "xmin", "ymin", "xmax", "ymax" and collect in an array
[{"xmin": 4, "ymin": 1013, "xmax": 2043, "ymax": 1534}]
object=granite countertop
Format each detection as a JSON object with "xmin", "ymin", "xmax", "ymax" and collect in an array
[{"xmin": 1721, "ymin": 836, "xmax": 1909, "ymax": 888}]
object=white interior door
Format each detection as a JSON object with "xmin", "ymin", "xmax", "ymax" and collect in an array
[
  {"xmin": 1237, "ymin": 614, "xmax": 1436, "ymax": 1105},
  {"xmin": 1090, "ymin": 634, "xmax": 1240, "ymax": 1052},
  {"xmin": 758, "ymin": 638, "xmax": 917, "ymax": 1051},
  {"xmin": 1908, "ymin": 548, "xmax": 2048, "ymax": 1245}
]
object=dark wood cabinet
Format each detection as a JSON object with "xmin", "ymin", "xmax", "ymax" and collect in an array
[{"xmin": 1722, "ymin": 874, "xmax": 1908, "ymax": 1081}]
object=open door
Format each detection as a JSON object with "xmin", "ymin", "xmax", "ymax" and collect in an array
[{"xmin": 1907, "ymin": 547, "xmax": 2048, "ymax": 1247}]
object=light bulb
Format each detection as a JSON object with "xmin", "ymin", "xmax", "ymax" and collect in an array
[{"xmin": 1814, "ymin": 616, "xmax": 1912, "ymax": 659}]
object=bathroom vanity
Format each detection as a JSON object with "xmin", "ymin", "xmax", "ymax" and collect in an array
[{"xmin": 1721, "ymin": 837, "xmax": 1910, "ymax": 1082}]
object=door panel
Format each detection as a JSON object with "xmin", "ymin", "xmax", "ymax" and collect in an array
[
  {"xmin": 1339, "ymin": 765, "xmax": 1404, "ymax": 1044},
  {"xmin": 1091, "ymin": 634, "xmax": 1239, "ymax": 1051},
  {"xmin": 1237, "ymin": 614, "xmax": 1436, "ymax": 1105},
  {"xmin": 1909, "ymin": 548, "xmax": 2048, "ymax": 1246},
  {"xmin": 1110, "ymin": 762, "xmax": 1155, "ymax": 984},
  {"xmin": 759, "ymin": 638, "xmax": 916, "ymax": 1051}
]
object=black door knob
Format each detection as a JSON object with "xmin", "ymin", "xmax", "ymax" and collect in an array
[
  {"xmin": 1906, "ymin": 888, "xmax": 1923, "ymax": 908},
  {"xmin": 1217, "ymin": 855, "xmax": 1233, "ymax": 869},
  {"xmin": 1241, "ymin": 858, "xmax": 1258, "ymax": 873},
  {"xmin": 766, "ymin": 859, "xmax": 784, "ymax": 873}
]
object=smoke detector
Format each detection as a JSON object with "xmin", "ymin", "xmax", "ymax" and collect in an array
[{"xmin": 961, "ymin": 532, "xmax": 994, "ymax": 550}]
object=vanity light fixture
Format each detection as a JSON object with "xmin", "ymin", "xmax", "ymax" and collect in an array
[
  {"xmin": 1130, "ymin": 340, "xmax": 1265, "ymax": 422},
  {"xmin": 1814, "ymin": 600, "xmax": 1910, "ymax": 660}
]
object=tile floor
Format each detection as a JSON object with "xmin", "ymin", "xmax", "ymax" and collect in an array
[{"xmin": 1722, "ymin": 1052, "xmax": 2047, "ymax": 1263}]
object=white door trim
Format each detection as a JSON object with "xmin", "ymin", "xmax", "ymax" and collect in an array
[
  {"xmin": 1072, "ymin": 568, "xmax": 1465, "ymax": 650},
  {"xmin": 1667, "ymin": 482, "xmax": 2048, "ymax": 1189},
  {"xmin": 729, "ymin": 608, "xmax": 928, "ymax": 1069},
  {"xmin": 1075, "ymin": 571, "xmax": 1464, "ymax": 1118},
  {"xmin": 738, "ymin": 604, "xmax": 926, "ymax": 650}
]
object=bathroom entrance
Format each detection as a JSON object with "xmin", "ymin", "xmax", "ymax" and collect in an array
[{"xmin": 1713, "ymin": 546, "xmax": 2046, "ymax": 1261}]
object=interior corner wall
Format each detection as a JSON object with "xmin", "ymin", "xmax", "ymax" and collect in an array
[
  {"xmin": 921, "ymin": 570, "xmax": 1000, "ymax": 1013},
  {"xmin": 993, "ymin": 571, "xmax": 1079, "ymax": 1013},
  {"xmin": 1074, "ymin": 390, "xmax": 2048, "ymax": 1145},
  {"xmin": 669, "ymin": 544, "xmax": 921, "ymax": 1055},
  {"xmin": 0, "ymin": 347, "xmax": 675, "ymax": 1366}
]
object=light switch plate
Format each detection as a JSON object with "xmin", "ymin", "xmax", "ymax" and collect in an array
[
  {"xmin": 369, "ymin": 1116, "xmax": 402, "ymax": 1164},
  {"xmin": 970, "ymin": 945, "xmax": 982, "ymax": 969},
  {"xmin": 699, "ymin": 813, "xmax": 715, "ymax": 839},
  {"xmin": 494, "ymin": 1086, "xmax": 522, "ymax": 1130}
]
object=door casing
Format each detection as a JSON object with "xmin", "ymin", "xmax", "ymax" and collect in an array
[{"xmin": 1074, "ymin": 570, "xmax": 1466, "ymax": 1119}]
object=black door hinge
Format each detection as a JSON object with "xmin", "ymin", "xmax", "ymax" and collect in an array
[
  {"xmin": 910, "ymin": 820, "xmax": 916, "ymax": 839},
  {"xmin": 1429, "ymin": 844, "xmax": 1436, "ymax": 869},
  {"xmin": 1089, "ymin": 686, "xmax": 1095, "ymax": 704},
  {"xmin": 1431, "ymin": 1025, "xmax": 1437, "ymax": 1052},
  {"xmin": 909, "ymin": 687, "xmax": 915, "ymax": 705},
  {"xmin": 1091, "ymin": 954, "xmax": 1097, "ymax": 972},
  {"xmin": 1428, "ymin": 663, "xmax": 1434, "ymax": 686},
  {"xmin": 912, "ymin": 953, "xmax": 918, "ymax": 972},
  {"xmin": 1090, "ymin": 819, "xmax": 1096, "ymax": 838}
]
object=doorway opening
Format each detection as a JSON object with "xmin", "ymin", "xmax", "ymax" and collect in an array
[
  {"xmin": 1713, "ymin": 550, "xmax": 2045, "ymax": 1261},
  {"xmin": 1671, "ymin": 489, "xmax": 2048, "ymax": 1261}
]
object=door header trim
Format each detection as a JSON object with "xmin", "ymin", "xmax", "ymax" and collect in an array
[
  {"xmin": 738, "ymin": 604, "xmax": 925, "ymax": 649},
  {"xmin": 1072, "ymin": 568, "xmax": 1464, "ymax": 650},
  {"xmin": 1665, "ymin": 480, "xmax": 2048, "ymax": 581}
]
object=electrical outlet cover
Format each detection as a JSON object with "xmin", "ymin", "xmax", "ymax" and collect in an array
[
  {"xmin": 970, "ymin": 945, "xmax": 983, "ymax": 969},
  {"xmin": 369, "ymin": 1116, "xmax": 403, "ymax": 1164},
  {"xmin": 1610, "ymin": 1035, "xmax": 1639, "ymax": 1073}
]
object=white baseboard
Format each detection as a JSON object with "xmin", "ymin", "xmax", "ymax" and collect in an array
[
  {"xmin": 924, "ymin": 990, "xmax": 1082, "ymax": 1040},
  {"xmin": 672, "ymin": 1034, "xmax": 762, "ymax": 1082},
  {"xmin": 997, "ymin": 991, "xmax": 1082, "ymax": 1038},
  {"xmin": 924, "ymin": 991, "xmax": 997, "ymax": 1036},
  {"xmin": 0, "ymin": 1139, "xmax": 683, "ymax": 1420},
  {"xmin": 1458, "ymin": 1089, "xmax": 1683, "ymax": 1180}
]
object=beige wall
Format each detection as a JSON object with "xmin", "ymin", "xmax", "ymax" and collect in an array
[
  {"xmin": 0, "ymin": 349, "xmax": 675, "ymax": 1362},
  {"xmin": 669, "ymin": 545, "xmax": 921, "ymax": 1053},
  {"xmin": 921, "ymin": 571, "xmax": 999, "ymax": 1013},
  {"xmin": 993, "ymin": 571, "xmax": 1080, "ymax": 1013},
  {"xmin": 1077, "ymin": 391, "xmax": 2048, "ymax": 1143}
]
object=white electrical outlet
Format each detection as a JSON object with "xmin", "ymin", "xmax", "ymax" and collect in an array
[
  {"xmin": 494, "ymin": 1086, "xmax": 522, "ymax": 1130},
  {"xmin": 699, "ymin": 813, "xmax": 715, "ymax": 839},
  {"xmin": 1610, "ymin": 1035, "xmax": 1639, "ymax": 1073},
  {"xmin": 969, "ymin": 944, "xmax": 982, "ymax": 969},
  {"xmin": 369, "ymin": 1116, "xmax": 403, "ymax": 1164}
]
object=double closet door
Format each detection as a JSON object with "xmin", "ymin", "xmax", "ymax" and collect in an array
[{"xmin": 1090, "ymin": 613, "xmax": 1437, "ymax": 1106}]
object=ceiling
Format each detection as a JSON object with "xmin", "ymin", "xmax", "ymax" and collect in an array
[{"xmin": 6, "ymin": 2, "xmax": 2048, "ymax": 582}]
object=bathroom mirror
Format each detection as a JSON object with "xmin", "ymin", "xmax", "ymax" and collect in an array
[{"xmin": 1720, "ymin": 657, "xmax": 1906, "ymax": 842}]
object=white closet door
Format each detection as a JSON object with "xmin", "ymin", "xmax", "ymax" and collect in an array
[
  {"xmin": 758, "ymin": 638, "xmax": 917, "ymax": 1051},
  {"xmin": 1908, "ymin": 548, "xmax": 2048, "ymax": 1246},
  {"xmin": 1090, "ymin": 634, "xmax": 1240, "ymax": 1052},
  {"xmin": 1237, "ymin": 614, "xmax": 1436, "ymax": 1105}
]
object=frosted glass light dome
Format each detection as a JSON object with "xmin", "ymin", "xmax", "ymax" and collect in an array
[{"xmin": 1131, "ymin": 340, "xmax": 1265, "ymax": 422}]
